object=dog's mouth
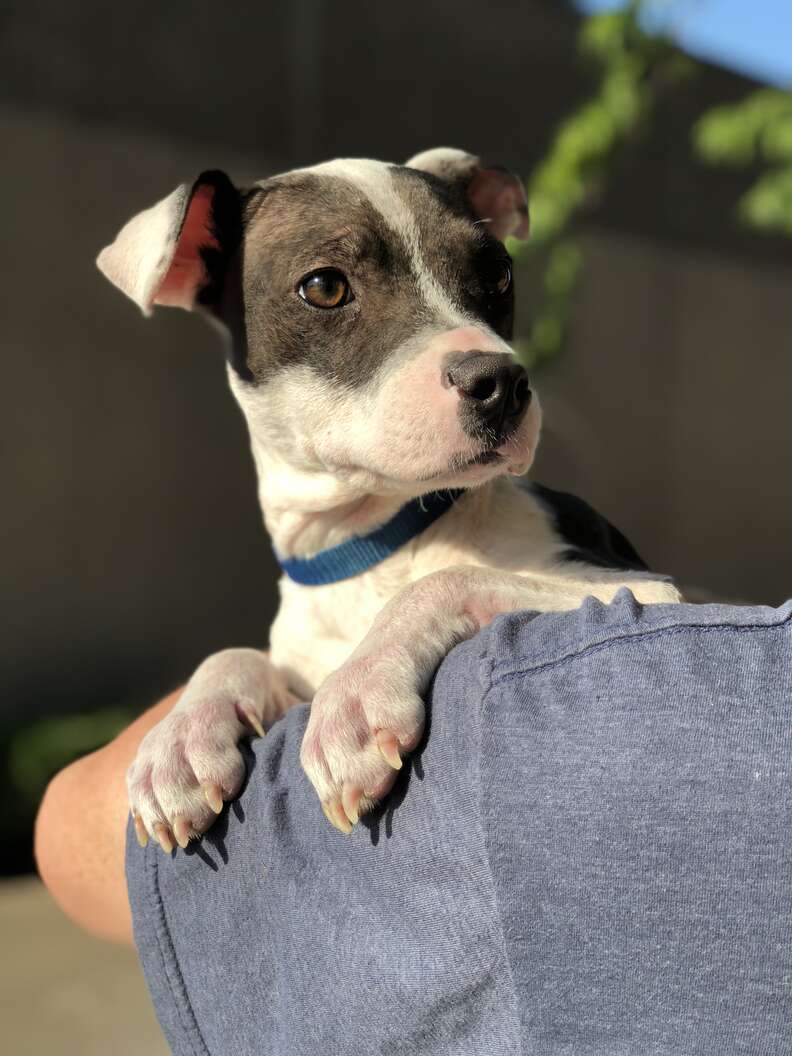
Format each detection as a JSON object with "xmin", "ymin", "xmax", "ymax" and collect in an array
[
  {"xmin": 413, "ymin": 444, "xmax": 504, "ymax": 484},
  {"xmin": 450, "ymin": 448, "xmax": 504, "ymax": 472},
  {"xmin": 448, "ymin": 416, "xmax": 525, "ymax": 474}
]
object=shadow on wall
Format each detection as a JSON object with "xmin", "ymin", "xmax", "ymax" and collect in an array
[
  {"xmin": 532, "ymin": 229, "xmax": 792, "ymax": 606},
  {"xmin": 1, "ymin": 108, "xmax": 284, "ymax": 873}
]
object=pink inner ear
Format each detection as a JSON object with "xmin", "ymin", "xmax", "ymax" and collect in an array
[
  {"xmin": 468, "ymin": 168, "xmax": 530, "ymax": 242},
  {"xmin": 154, "ymin": 184, "xmax": 220, "ymax": 309}
]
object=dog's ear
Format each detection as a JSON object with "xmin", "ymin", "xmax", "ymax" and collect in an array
[
  {"xmin": 406, "ymin": 147, "xmax": 529, "ymax": 242},
  {"xmin": 97, "ymin": 170, "xmax": 241, "ymax": 316}
]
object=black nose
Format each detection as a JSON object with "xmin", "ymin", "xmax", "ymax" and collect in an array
[{"xmin": 445, "ymin": 351, "xmax": 531, "ymax": 432}]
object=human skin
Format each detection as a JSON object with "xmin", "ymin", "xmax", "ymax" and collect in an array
[{"xmin": 34, "ymin": 688, "xmax": 183, "ymax": 944}]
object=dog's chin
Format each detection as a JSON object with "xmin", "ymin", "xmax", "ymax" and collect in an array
[
  {"xmin": 443, "ymin": 412, "xmax": 540, "ymax": 487},
  {"xmin": 327, "ymin": 405, "xmax": 541, "ymax": 494},
  {"xmin": 446, "ymin": 447, "xmax": 533, "ymax": 487},
  {"xmin": 332, "ymin": 445, "xmax": 531, "ymax": 496},
  {"xmin": 412, "ymin": 427, "xmax": 538, "ymax": 490}
]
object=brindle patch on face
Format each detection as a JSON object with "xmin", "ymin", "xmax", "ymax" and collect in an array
[
  {"xmin": 389, "ymin": 166, "xmax": 515, "ymax": 340},
  {"xmin": 221, "ymin": 164, "xmax": 515, "ymax": 387}
]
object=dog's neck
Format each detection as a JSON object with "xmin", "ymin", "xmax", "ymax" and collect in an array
[{"xmin": 251, "ymin": 450, "xmax": 415, "ymax": 558}]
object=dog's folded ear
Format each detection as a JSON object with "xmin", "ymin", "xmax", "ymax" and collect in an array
[
  {"xmin": 405, "ymin": 147, "xmax": 529, "ymax": 242},
  {"xmin": 97, "ymin": 170, "xmax": 241, "ymax": 316}
]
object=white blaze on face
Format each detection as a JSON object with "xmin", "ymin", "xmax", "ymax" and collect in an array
[
  {"xmin": 296, "ymin": 160, "xmax": 539, "ymax": 481},
  {"xmin": 310, "ymin": 158, "xmax": 463, "ymax": 326}
]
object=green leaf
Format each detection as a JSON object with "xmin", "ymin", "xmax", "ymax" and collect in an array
[
  {"xmin": 694, "ymin": 105, "xmax": 759, "ymax": 164},
  {"xmin": 761, "ymin": 115, "xmax": 792, "ymax": 162},
  {"xmin": 738, "ymin": 166, "xmax": 792, "ymax": 234},
  {"xmin": 8, "ymin": 707, "xmax": 131, "ymax": 803},
  {"xmin": 544, "ymin": 241, "xmax": 583, "ymax": 297}
]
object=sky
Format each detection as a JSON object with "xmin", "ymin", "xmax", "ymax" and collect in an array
[{"xmin": 574, "ymin": 0, "xmax": 792, "ymax": 88}]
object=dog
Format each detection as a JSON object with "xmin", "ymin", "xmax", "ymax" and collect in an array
[{"xmin": 98, "ymin": 147, "xmax": 680, "ymax": 849}]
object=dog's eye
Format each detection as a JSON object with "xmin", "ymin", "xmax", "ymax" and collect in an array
[
  {"xmin": 298, "ymin": 269, "xmax": 352, "ymax": 309},
  {"xmin": 483, "ymin": 260, "xmax": 512, "ymax": 296}
]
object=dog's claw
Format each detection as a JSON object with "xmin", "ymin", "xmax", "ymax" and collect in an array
[
  {"xmin": 341, "ymin": 784, "xmax": 362, "ymax": 826},
  {"xmin": 203, "ymin": 782, "xmax": 224, "ymax": 814},
  {"xmin": 172, "ymin": 817, "xmax": 192, "ymax": 849},
  {"xmin": 240, "ymin": 704, "xmax": 265, "ymax": 739},
  {"xmin": 332, "ymin": 804, "xmax": 353, "ymax": 834},
  {"xmin": 133, "ymin": 813, "xmax": 149, "ymax": 848},
  {"xmin": 325, "ymin": 799, "xmax": 353, "ymax": 834},
  {"xmin": 153, "ymin": 823, "xmax": 174, "ymax": 854},
  {"xmin": 376, "ymin": 730, "xmax": 403, "ymax": 771}
]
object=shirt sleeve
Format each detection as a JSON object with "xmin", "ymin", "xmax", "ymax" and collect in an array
[
  {"xmin": 476, "ymin": 589, "xmax": 792, "ymax": 1055},
  {"xmin": 128, "ymin": 591, "xmax": 792, "ymax": 1056},
  {"xmin": 125, "ymin": 644, "xmax": 524, "ymax": 1056}
]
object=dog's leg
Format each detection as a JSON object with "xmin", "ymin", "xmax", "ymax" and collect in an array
[
  {"xmin": 301, "ymin": 566, "xmax": 679, "ymax": 831},
  {"xmin": 127, "ymin": 649, "xmax": 297, "ymax": 850}
]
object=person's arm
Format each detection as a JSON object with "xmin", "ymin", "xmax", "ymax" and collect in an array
[{"xmin": 34, "ymin": 687, "xmax": 183, "ymax": 944}]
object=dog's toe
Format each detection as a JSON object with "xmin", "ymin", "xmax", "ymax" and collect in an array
[
  {"xmin": 127, "ymin": 700, "xmax": 252, "ymax": 848},
  {"xmin": 325, "ymin": 798, "xmax": 353, "ymax": 834},
  {"xmin": 153, "ymin": 822, "xmax": 175, "ymax": 855},
  {"xmin": 375, "ymin": 730, "xmax": 403, "ymax": 771},
  {"xmin": 341, "ymin": 783, "xmax": 364, "ymax": 825},
  {"xmin": 202, "ymin": 781, "xmax": 225, "ymax": 814},
  {"xmin": 132, "ymin": 812, "xmax": 149, "ymax": 848},
  {"xmin": 300, "ymin": 646, "xmax": 428, "ymax": 831},
  {"xmin": 172, "ymin": 816, "xmax": 196, "ymax": 849}
]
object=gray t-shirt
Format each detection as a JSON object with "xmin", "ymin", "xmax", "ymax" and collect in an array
[{"xmin": 126, "ymin": 590, "xmax": 792, "ymax": 1054}]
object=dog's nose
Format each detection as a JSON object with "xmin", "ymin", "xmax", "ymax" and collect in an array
[{"xmin": 445, "ymin": 352, "xmax": 531, "ymax": 430}]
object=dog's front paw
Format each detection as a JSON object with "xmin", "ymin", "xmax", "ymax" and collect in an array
[
  {"xmin": 300, "ymin": 647, "xmax": 426, "ymax": 833},
  {"xmin": 128, "ymin": 648, "xmax": 295, "ymax": 852},
  {"xmin": 629, "ymin": 578, "xmax": 683, "ymax": 605},
  {"xmin": 127, "ymin": 696, "xmax": 250, "ymax": 853}
]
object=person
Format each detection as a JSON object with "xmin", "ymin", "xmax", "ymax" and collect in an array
[{"xmin": 36, "ymin": 589, "xmax": 792, "ymax": 1055}]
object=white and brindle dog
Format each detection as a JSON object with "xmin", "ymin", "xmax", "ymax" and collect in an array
[{"xmin": 98, "ymin": 147, "xmax": 680, "ymax": 849}]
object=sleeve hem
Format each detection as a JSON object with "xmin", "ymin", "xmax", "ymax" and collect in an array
[{"xmin": 126, "ymin": 816, "xmax": 212, "ymax": 1056}]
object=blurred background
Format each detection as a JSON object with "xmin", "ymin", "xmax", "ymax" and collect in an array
[{"xmin": 1, "ymin": 0, "xmax": 791, "ymax": 1049}]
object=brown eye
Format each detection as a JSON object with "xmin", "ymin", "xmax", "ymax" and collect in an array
[
  {"xmin": 298, "ymin": 268, "xmax": 352, "ymax": 309},
  {"xmin": 486, "ymin": 260, "xmax": 512, "ymax": 296}
]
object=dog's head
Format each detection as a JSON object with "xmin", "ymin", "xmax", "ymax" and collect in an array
[{"xmin": 98, "ymin": 148, "xmax": 541, "ymax": 501}]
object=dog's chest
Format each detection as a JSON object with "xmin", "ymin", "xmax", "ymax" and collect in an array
[
  {"xmin": 270, "ymin": 569, "xmax": 402, "ymax": 695},
  {"xmin": 268, "ymin": 480, "xmax": 572, "ymax": 693}
]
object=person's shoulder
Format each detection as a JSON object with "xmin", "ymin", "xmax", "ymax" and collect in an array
[{"xmin": 482, "ymin": 589, "xmax": 792, "ymax": 686}]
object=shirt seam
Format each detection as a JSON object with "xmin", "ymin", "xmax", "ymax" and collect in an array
[
  {"xmin": 490, "ymin": 610, "xmax": 792, "ymax": 685},
  {"xmin": 145, "ymin": 845, "xmax": 212, "ymax": 1056},
  {"xmin": 475, "ymin": 641, "xmax": 526, "ymax": 1056}
]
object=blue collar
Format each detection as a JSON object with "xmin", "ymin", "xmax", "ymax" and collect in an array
[{"xmin": 278, "ymin": 489, "xmax": 465, "ymax": 586}]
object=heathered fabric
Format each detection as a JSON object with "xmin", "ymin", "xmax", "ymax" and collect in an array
[{"xmin": 126, "ymin": 590, "xmax": 792, "ymax": 1055}]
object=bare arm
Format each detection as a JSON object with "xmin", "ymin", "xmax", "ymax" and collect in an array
[{"xmin": 34, "ymin": 687, "xmax": 183, "ymax": 944}]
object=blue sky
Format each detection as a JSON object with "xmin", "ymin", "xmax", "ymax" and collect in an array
[{"xmin": 574, "ymin": 0, "xmax": 792, "ymax": 87}]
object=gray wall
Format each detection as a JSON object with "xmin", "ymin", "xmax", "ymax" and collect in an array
[
  {"xmin": 533, "ymin": 230, "xmax": 792, "ymax": 603},
  {"xmin": 2, "ymin": 106, "xmax": 282, "ymax": 720},
  {"xmin": 0, "ymin": 0, "xmax": 583, "ymax": 172},
  {"xmin": 2, "ymin": 0, "xmax": 791, "ymax": 733}
]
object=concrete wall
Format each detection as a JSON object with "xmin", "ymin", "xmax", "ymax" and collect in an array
[
  {"xmin": 2, "ymin": 105, "xmax": 283, "ymax": 722},
  {"xmin": 532, "ymin": 231, "xmax": 792, "ymax": 604},
  {"xmin": 2, "ymin": 0, "xmax": 791, "ymax": 731},
  {"xmin": 0, "ymin": 0, "xmax": 583, "ymax": 172}
]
